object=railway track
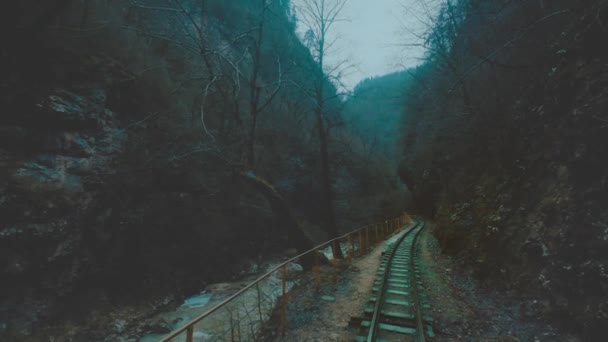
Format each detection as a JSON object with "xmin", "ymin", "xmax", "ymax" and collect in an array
[{"xmin": 357, "ymin": 220, "xmax": 433, "ymax": 341}]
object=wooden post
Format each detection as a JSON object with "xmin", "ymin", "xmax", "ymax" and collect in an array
[
  {"xmin": 186, "ymin": 326, "xmax": 194, "ymax": 342},
  {"xmin": 365, "ymin": 227, "xmax": 370, "ymax": 252}
]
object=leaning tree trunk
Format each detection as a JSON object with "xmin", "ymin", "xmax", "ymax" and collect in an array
[
  {"xmin": 315, "ymin": 111, "xmax": 344, "ymax": 259},
  {"xmin": 239, "ymin": 171, "xmax": 314, "ymax": 253}
]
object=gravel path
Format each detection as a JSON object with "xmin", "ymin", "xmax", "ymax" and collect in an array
[
  {"xmin": 274, "ymin": 223, "xmax": 584, "ymax": 342},
  {"xmin": 275, "ymin": 238, "xmax": 389, "ymax": 341}
]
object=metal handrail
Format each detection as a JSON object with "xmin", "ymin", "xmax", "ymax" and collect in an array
[{"xmin": 159, "ymin": 213, "xmax": 413, "ymax": 342}]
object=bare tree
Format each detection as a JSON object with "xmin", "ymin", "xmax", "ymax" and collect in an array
[
  {"xmin": 124, "ymin": 0, "xmax": 313, "ymax": 251},
  {"xmin": 245, "ymin": 0, "xmax": 286, "ymax": 170},
  {"xmin": 297, "ymin": 0, "xmax": 348, "ymax": 259}
]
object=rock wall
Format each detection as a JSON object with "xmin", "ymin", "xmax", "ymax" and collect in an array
[
  {"xmin": 0, "ymin": 1, "xmax": 404, "ymax": 339},
  {"xmin": 0, "ymin": 2, "xmax": 290, "ymax": 337},
  {"xmin": 398, "ymin": 1, "xmax": 608, "ymax": 338}
]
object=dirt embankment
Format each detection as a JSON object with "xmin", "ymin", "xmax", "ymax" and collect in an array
[
  {"xmin": 399, "ymin": 1, "xmax": 608, "ymax": 337},
  {"xmin": 417, "ymin": 227, "xmax": 582, "ymax": 342}
]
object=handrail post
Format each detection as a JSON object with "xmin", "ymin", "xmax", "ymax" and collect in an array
[
  {"xmin": 230, "ymin": 310, "xmax": 235, "ymax": 342},
  {"xmin": 256, "ymin": 283, "xmax": 263, "ymax": 323},
  {"xmin": 375, "ymin": 224, "xmax": 379, "ymax": 243},
  {"xmin": 314, "ymin": 251, "xmax": 321, "ymax": 292},
  {"xmin": 281, "ymin": 264, "xmax": 288, "ymax": 337},
  {"xmin": 186, "ymin": 326, "xmax": 193, "ymax": 342}
]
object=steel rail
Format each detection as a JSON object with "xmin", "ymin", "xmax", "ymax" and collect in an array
[
  {"xmin": 159, "ymin": 215, "xmax": 409, "ymax": 342},
  {"xmin": 365, "ymin": 221, "xmax": 427, "ymax": 342},
  {"xmin": 410, "ymin": 222, "xmax": 427, "ymax": 342},
  {"xmin": 366, "ymin": 221, "xmax": 421, "ymax": 341}
]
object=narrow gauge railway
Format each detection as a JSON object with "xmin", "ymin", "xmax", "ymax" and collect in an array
[{"xmin": 357, "ymin": 221, "xmax": 433, "ymax": 341}]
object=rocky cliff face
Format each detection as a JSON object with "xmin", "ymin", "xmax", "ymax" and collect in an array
[
  {"xmin": 0, "ymin": 40, "xmax": 126, "ymax": 326},
  {"xmin": 0, "ymin": 1, "xmax": 404, "ymax": 339},
  {"xmin": 0, "ymin": 5, "xmax": 285, "ymax": 339},
  {"xmin": 398, "ymin": 1, "xmax": 608, "ymax": 338},
  {"xmin": 0, "ymin": 45, "xmax": 284, "ymax": 342}
]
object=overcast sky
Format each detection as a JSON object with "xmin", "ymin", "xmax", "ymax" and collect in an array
[{"xmin": 293, "ymin": 0, "xmax": 442, "ymax": 90}]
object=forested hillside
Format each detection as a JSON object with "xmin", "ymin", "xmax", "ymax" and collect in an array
[
  {"xmin": 0, "ymin": 0, "xmax": 403, "ymax": 339},
  {"xmin": 398, "ymin": 0, "xmax": 608, "ymax": 337},
  {"xmin": 343, "ymin": 71, "xmax": 413, "ymax": 163}
]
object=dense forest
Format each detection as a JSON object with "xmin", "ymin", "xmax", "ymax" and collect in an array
[
  {"xmin": 343, "ymin": 71, "xmax": 413, "ymax": 164},
  {"xmin": 397, "ymin": 0, "xmax": 608, "ymax": 338},
  {"xmin": 0, "ymin": 0, "xmax": 403, "ymax": 339}
]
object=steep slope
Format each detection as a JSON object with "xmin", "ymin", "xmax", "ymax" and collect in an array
[
  {"xmin": 0, "ymin": 0, "xmax": 402, "ymax": 339},
  {"xmin": 343, "ymin": 71, "xmax": 413, "ymax": 161},
  {"xmin": 335, "ymin": 72, "xmax": 413, "ymax": 222},
  {"xmin": 398, "ymin": 0, "xmax": 608, "ymax": 338}
]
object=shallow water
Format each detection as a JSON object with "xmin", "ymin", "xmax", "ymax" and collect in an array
[
  {"xmin": 139, "ymin": 263, "xmax": 299, "ymax": 342},
  {"xmin": 183, "ymin": 292, "xmax": 213, "ymax": 308}
]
